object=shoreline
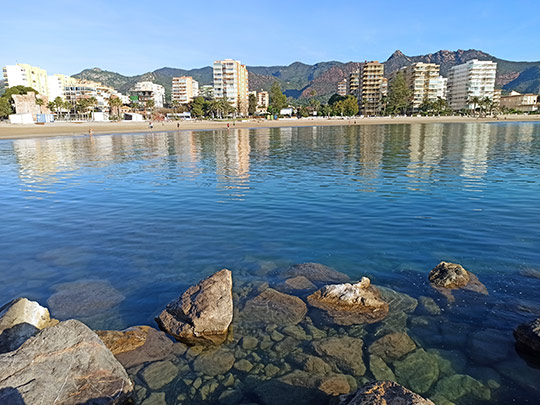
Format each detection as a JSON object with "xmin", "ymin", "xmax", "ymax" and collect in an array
[{"xmin": 0, "ymin": 114, "xmax": 539, "ymax": 141}]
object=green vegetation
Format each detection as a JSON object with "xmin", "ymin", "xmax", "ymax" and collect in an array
[
  {"xmin": 386, "ymin": 72, "xmax": 412, "ymax": 115},
  {"xmin": 0, "ymin": 85, "xmax": 39, "ymax": 119},
  {"xmin": 248, "ymin": 93, "xmax": 257, "ymax": 116},
  {"xmin": 268, "ymin": 82, "xmax": 288, "ymax": 115}
]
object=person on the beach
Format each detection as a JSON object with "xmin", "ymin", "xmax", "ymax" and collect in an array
[
  {"xmin": 227, "ymin": 123, "xmax": 230, "ymax": 129},
  {"xmin": 149, "ymin": 122, "xmax": 153, "ymax": 129},
  {"xmin": 89, "ymin": 128, "xmax": 93, "ymax": 137},
  {"xmin": 177, "ymin": 122, "xmax": 180, "ymax": 128}
]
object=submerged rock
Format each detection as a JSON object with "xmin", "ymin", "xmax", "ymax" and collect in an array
[
  {"xmin": 0, "ymin": 297, "xmax": 57, "ymax": 353},
  {"xmin": 277, "ymin": 276, "xmax": 317, "ymax": 293},
  {"xmin": 140, "ymin": 360, "xmax": 179, "ymax": 390},
  {"xmin": 428, "ymin": 262, "xmax": 488, "ymax": 302},
  {"xmin": 241, "ymin": 288, "xmax": 307, "ymax": 325},
  {"xmin": 393, "ymin": 349, "xmax": 440, "ymax": 393},
  {"xmin": 312, "ymin": 336, "xmax": 366, "ymax": 376},
  {"xmin": 369, "ymin": 354, "xmax": 397, "ymax": 381},
  {"xmin": 433, "ymin": 374, "xmax": 491, "ymax": 402},
  {"xmin": 338, "ymin": 381, "xmax": 435, "ymax": 405},
  {"xmin": 192, "ymin": 347, "xmax": 235, "ymax": 376},
  {"xmin": 368, "ymin": 332, "xmax": 416, "ymax": 363},
  {"xmin": 281, "ymin": 262, "xmax": 350, "ymax": 283},
  {"xmin": 115, "ymin": 326, "xmax": 174, "ymax": 369},
  {"xmin": 307, "ymin": 277, "xmax": 389, "ymax": 325},
  {"xmin": 156, "ymin": 269, "xmax": 233, "ymax": 345},
  {"xmin": 514, "ymin": 316, "xmax": 540, "ymax": 356},
  {"xmin": 47, "ymin": 279, "xmax": 125, "ymax": 319},
  {"xmin": 0, "ymin": 319, "xmax": 133, "ymax": 404}
]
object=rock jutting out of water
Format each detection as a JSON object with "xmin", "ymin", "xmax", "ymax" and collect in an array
[
  {"xmin": 241, "ymin": 288, "xmax": 307, "ymax": 325},
  {"xmin": 428, "ymin": 261, "xmax": 488, "ymax": 302},
  {"xmin": 307, "ymin": 277, "xmax": 389, "ymax": 325},
  {"xmin": 514, "ymin": 316, "xmax": 540, "ymax": 356},
  {"xmin": 280, "ymin": 262, "xmax": 350, "ymax": 283},
  {"xmin": 0, "ymin": 319, "xmax": 133, "ymax": 404},
  {"xmin": 155, "ymin": 269, "xmax": 233, "ymax": 345},
  {"xmin": 338, "ymin": 381, "xmax": 435, "ymax": 405}
]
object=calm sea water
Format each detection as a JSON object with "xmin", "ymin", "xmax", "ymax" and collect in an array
[{"xmin": 1, "ymin": 123, "xmax": 539, "ymax": 403}]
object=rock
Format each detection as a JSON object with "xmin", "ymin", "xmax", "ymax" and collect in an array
[
  {"xmin": 47, "ymin": 280, "xmax": 125, "ymax": 319},
  {"xmin": 271, "ymin": 330, "xmax": 285, "ymax": 341},
  {"xmin": 433, "ymin": 374, "xmax": 490, "ymax": 402},
  {"xmin": 318, "ymin": 374, "xmax": 351, "ymax": 395},
  {"xmin": 514, "ymin": 316, "xmax": 540, "ymax": 356},
  {"xmin": 0, "ymin": 319, "xmax": 133, "ymax": 404},
  {"xmin": 369, "ymin": 354, "xmax": 396, "ymax": 381},
  {"xmin": 115, "ymin": 327, "xmax": 174, "ymax": 369},
  {"xmin": 252, "ymin": 373, "xmax": 328, "ymax": 404},
  {"xmin": 241, "ymin": 288, "xmax": 307, "ymax": 325},
  {"xmin": 427, "ymin": 348, "xmax": 467, "ymax": 376},
  {"xmin": 338, "ymin": 381, "xmax": 435, "ymax": 404},
  {"xmin": 219, "ymin": 388, "xmax": 244, "ymax": 405},
  {"xmin": 393, "ymin": 349, "xmax": 439, "ymax": 393},
  {"xmin": 368, "ymin": 332, "xmax": 416, "ymax": 363},
  {"xmin": 155, "ymin": 269, "xmax": 233, "ymax": 345},
  {"xmin": 241, "ymin": 336, "xmax": 258, "ymax": 350},
  {"xmin": 282, "ymin": 262, "xmax": 350, "ymax": 283},
  {"xmin": 312, "ymin": 336, "xmax": 366, "ymax": 376},
  {"xmin": 468, "ymin": 328, "xmax": 511, "ymax": 364},
  {"xmin": 96, "ymin": 326, "xmax": 153, "ymax": 355},
  {"xmin": 141, "ymin": 392, "xmax": 167, "ymax": 405},
  {"xmin": 0, "ymin": 297, "xmax": 57, "ymax": 353},
  {"xmin": 234, "ymin": 359, "xmax": 254, "ymax": 372},
  {"xmin": 274, "ymin": 336, "xmax": 300, "ymax": 355},
  {"xmin": 283, "ymin": 324, "xmax": 308, "ymax": 340},
  {"xmin": 279, "ymin": 370, "xmax": 351, "ymax": 395},
  {"xmin": 199, "ymin": 381, "xmax": 219, "ymax": 401},
  {"xmin": 140, "ymin": 360, "xmax": 179, "ymax": 389},
  {"xmin": 192, "ymin": 348, "xmax": 235, "ymax": 376},
  {"xmin": 288, "ymin": 352, "xmax": 333, "ymax": 374},
  {"xmin": 265, "ymin": 364, "xmax": 280, "ymax": 378},
  {"xmin": 278, "ymin": 276, "xmax": 318, "ymax": 293},
  {"xmin": 519, "ymin": 268, "xmax": 540, "ymax": 279},
  {"xmin": 428, "ymin": 262, "xmax": 488, "ymax": 302},
  {"xmin": 307, "ymin": 278, "xmax": 389, "ymax": 325},
  {"xmin": 379, "ymin": 287, "xmax": 418, "ymax": 314},
  {"xmin": 418, "ymin": 296, "xmax": 441, "ymax": 315}
]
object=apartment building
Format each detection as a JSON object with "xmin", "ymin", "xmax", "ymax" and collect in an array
[
  {"xmin": 172, "ymin": 76, "xmax": 199, "ymax": 104},
  {"xmin": 213, "ymin": 59, "xmax": 249, "ymax": 115},
  {"xmin": 348, "ymin": 71, "xmax": 360, "ymax": 96},
  {"xmin": 500, "ymin": 91, "xmax": 539, "ymax": 112},
  {"xmin": 337, "ymin": 79, "xmax": 347, "ymax": 96},
  {"xmin": 199, "ymin": 85, "xmax": 214, "ymax": 99},
  {"xmin": 47, "ymin": 74, "xmax": 79, "ymax": 100},
  {"xmin": 389, "ymin": 63, "xmax": 447, "ymax": 110},
  {"xmin": 447, "ymin": 59, "xmax": 497, "ymax": 110},
  {"xmin": 3, "ymin": 63, "xmax": 49, "ymax": 97},
  {"xmin": 129, "ymin": 81, "xmax": 165, "ymax": 108},
  {"xmin": 358, "ymin": 61, "xmax": 385, "ymax": 116}
]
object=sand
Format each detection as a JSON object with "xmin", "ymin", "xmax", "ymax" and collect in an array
[{"xmin": 0, "ymin": 115, "xmax": 538, "ymax": 141}]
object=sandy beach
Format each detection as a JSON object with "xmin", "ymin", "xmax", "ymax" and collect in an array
[{"xmin": 0, "ymin": 115, "xmax": 539, "ymax": 141}]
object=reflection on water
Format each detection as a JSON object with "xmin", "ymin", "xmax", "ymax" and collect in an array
[{"xmin": 1, "ymin": 123, "xmax": 540, "ymax": 403}]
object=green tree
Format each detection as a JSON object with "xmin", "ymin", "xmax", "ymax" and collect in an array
[
  {"xmin": 190, "ymin": 97, "xmax": 205, "ymax": 118},
  {"xmin": 0, "ymin": 97, "xmax": 12, "ymax": 119},
  {"xmin": 343, "ymin": 95, "xmax": 359, "ymax": 116},
  {"xmin": 268, "ymin": 82, "xmax": 287, "ymax": 114},
  {"xmin": 248, "ymin": 93, "xmax": 257, "ymax": 116},
  {"xmin": 108, "ymin": 96, "xmax": 123, "ymax": 119},
  {"xmin": 4, "ymin": 85, "xmax": 38, "ymax": 99},
  {"xmin": 387, "ymin": 72, "xmax": 412, "ymax": 115},
  {"xmin": 328, "ymin": 93, "xmax": 346, "ymax": 106},
  {"xmin": 469, "ymin": 96, "xmax": 481, "ymax": 115}
]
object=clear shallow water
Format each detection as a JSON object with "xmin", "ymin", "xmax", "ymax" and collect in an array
[{"xmin": 1, "ymin": 123, "xmax": 540, "ymax": 403}]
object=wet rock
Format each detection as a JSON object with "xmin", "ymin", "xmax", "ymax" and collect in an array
[
  {"xmin": 318, "ymin": 374, "xmax": 351, "ymax": 395},
  {"xmin": 379, "ymin": 286, "xmax": 418, "ymax": 314},
  {"xmin": 519, "ymin": 268, "xmax": 540, "ymax": 279},
  {"xmin": 278, "ymin": 276, "xmax": 317, "ymax": 293},
  {"xmin": 235, "ymin": 359, "xmax": 254, "ymax": 372},
  {"xmin": 307, "ymin": 278, "xmax": 389, "ymax": 325},
  {"xmin": 418, "ymin": 296, "xmax": 441, "ymax": 315},
  {"xmin": 373, "ymin": 311, "xmax": 409, "ymax": 337},
  {"xmin": 369, "ymin": 354, "xmax": 396, "ymax": 381},
  {"xmin": 252, "ymin": 373, "xmax": 328, "ymax": 405},
  {"xmin": 192, "ymin": 348, "xmax": 235, "ymax": 376},
  {"xmin": 219, "ymin": 388, "xmax": 244, "ymax": 404},
  {"xmin": 96, "ymin": 325, "xmax": 153, "ymax": 355},
  {"xmin": 47, "ymin": 279, "xmax": 125, "ymax": 319},
  {"xmin": 283, "ymin": 324, "xmax": 308, "ymax": 340},
  {"xmin": 468, "ymin": 328, "xmax": 511, "ymax": 364},
  {"xmin": 274, "ymin": 336, "xmax": 300, "ymax": 355},
  {"xmin": 433, "ymin": 374, "xmax": 490, "ymax": 402},
  {"xmin": 288, "ymin": 352, "xmax": 333, "ymax": 374},
  {"xmin": 271, "ymin": 330, "xmax": 285, "ymax": 341},
  {"xmin": 141, "ymin": 392, "xmax": 166, "ymax": 405},
  {"xmin": 368, "ymin": 332, "xmax": 416, "ymax": 363},
  {"xmin": 0, "ymin": 319, "xmax": 133, "ymax": 404},
  {"xmin": 115, "ymin": 327, "xmax": 174, "ymax": 368},
  {"xmin": 312, "ymin": 336, "xmax": 366, "ymax": 376},
  {"xmin": 140, "ymin": 360, "xmax": 179, "ymax": 389},
  {"xmin": 265, "ymin": 363, "xmax": 281, "ymax": 378},
  {"xmin": 0, "ymin": 297, "xmax": 57, "ymax": 353},
  {"xmin": 427, "ymin": 348, "xmax": 467, "ymax": 376},
  {"xmin": 241, "ymin": 336, "xmax": 258, "ymax": 350},
  {"xmin": 282, "ymin": 262, "xmax": 350, "ymax": 283},
  {"xmin": 199, "ymin": 381, "xmax": 219, "ymax": 401},
  {"xmin": 428, "ymin": 262, "xmax": 488, "ymax": 302},
  {"xmin": 241, "ymin": 288, "xmax": 307, "ymax": 325},
  {"xmin": 155, "ymin": 269, "xmax": 233, "ymax": 345},
  {"xmin": 338, "ymin": 381, "xmax": 435, "ymax": 404},
  {"xmin": 305, "ymin": 323, "xmax": 327, "ymax": 339},
  {"xmin": 394, "ymin": 349, "xmax": 440, "ymax": 393},
  {"xmin": 514, "ymin": 316, "xmax": 540, "ymax": 356},
  {"xmin": 279, "ymin": 370, "xmax": 351, "ymax": 395}
]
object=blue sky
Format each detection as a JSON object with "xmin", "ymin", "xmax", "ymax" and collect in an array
[{"xmin": 1, "ymin": 0, "xmax": 539, "ymax": 76}]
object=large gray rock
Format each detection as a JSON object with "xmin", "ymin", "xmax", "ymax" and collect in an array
[
  {"xmin": 281, "ymin": 262, "xmax": 350, "ymax": 283},
  {"xmin": 156, "ymin": 269, "xmax": 233, "ymax": 345},
  {"xmin": 0, "ymin": 319, "xmax": 133, "ymax": 404},
  {"xmin": 241, "ymin": 288, "xmax": 307, "ymax": 325},
  {"xmin": 338, "ymin": 381, "xmax": 434, "ymax": 405},
  {"xmin": 428, "ymin": 262, "xmax": 488, "ymax": 302},
  {"xmin": 307, "ymin": 278, "xmax": 389, "ymax": 325},
  {"xmin": 514, "ymin": 317, "xmax": 540, "ymax": 356},
  {"xmin": 0, "ymin": 297, "xmax": 57, "ymax": 353}
]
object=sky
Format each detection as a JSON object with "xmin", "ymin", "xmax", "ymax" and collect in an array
[{"xmin": 1, "ymin": 0, "xmax": 539, "ymax": 76}]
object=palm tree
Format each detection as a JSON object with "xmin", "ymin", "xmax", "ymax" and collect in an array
[
  {"xmin": 108, "ymin": 96, "xmax": 123, "ymax": 120},
  {"xmin": 469, "ymin": 96, "xmax": 481, "ymax": 116}
]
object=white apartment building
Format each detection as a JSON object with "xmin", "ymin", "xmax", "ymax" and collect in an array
[
  {"xmin": 213, "ymin": 59, "xmax": 249, "ymax": 115},
  {"xmin": 172, "ymin": 76, "xmax": 199, "ymax": 104},
  {"xmin": 447, "ymin": 59, "xmax": 497, "ymax": 110},
  {"xmin": 129, "ymin": 81, "xmax": 165, "ymax": 108},
  {"xmin": 3, "ymin": 63, "xmax": 49, "ymax": 97}
]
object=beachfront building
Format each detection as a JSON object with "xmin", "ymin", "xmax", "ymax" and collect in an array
[
  {"xmin": 337, "ymin": 79, "xmax": 347, "ymax": 96},
  {"xmin": 500, "ymin": 91, "xmax": 539, "ymax": 112},
  {"xmin": 47, "ymin": 74, "xmax": 79, "ymax": 100},
  {"xmin": 389, "ymin": 63, "xmax": 447, "ymax": 111},
  {"xmin": 129, "ymin": 81, "xmax": 165, "ymax": 108},
  {"xmin": 257, "ymin": 91, "xmax": 269, "ymax": 108},
  {"xmin": 447, "ymin": 59, "xmax": 497, "ymax": 110},
  {"xmin": 199, "ymin": 85, "xmax": 214, "ymax": 99},
  {"xmin": 358, "ymin": 61, "xmax": 385, "ymax": 116},
  {"xmin": 172, "ymin": 76, "xmax": 199, "ymax": 104},
  {"xmin": 348, "ymin": 71, "xmax": 360, "ymax": 96},
  {"xmin": 213, "ymin": 59, "xmax": 249, "ymax": 115},
  {"xmin": 64, "ymin": 80, "xmax": 128, "ymax": 113},
  {"xmin": 3, "ymin": 63, "xmax": 49, "ymax": 97}
]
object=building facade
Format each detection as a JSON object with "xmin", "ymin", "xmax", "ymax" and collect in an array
[
  {"xmin": 172, "ymin": 76, "xmax": 199, "ymax": 104},
  {"xmin": 500, "ymin": 91, "xmax": 539, "ymax": 112},
  {"xmin": 447, "ymin": 59, "xmax": 497, "ymax": 110},
  {"xmin": 337, "ymin": 79, "xmax": 347, "ymax": 96},
  {"xmin": 358, "ymin": 61, "xmax": 385, "ymax": 116},
  {"xmin": 3, "ymin": 63, "xmax": 49, "ymax": 97},
  {"xmin": 129, "ymin": 81, "xmax": 165, "ymax": 108},
  {"xmin": 348, "ymin": 71, "xmax": 360, "ymax": 97},
  {"xmin": 213, "ymin": 59, "xmax": 249, "ymax": 115}
]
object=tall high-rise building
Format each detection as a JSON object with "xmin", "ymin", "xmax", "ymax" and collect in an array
[
  {"xmin": 389, "ymin": 63, "xmax": 447, "ymax": 110},
  {"xmin": 172, "ymin": 76, "xmax": 199, "ymax": 104},
  {"xmin": 3, "ymin": 63, "xmax": 49, "ymax": 97},
  {"xmin": 129, "ymin": 81, "xmax": 165, "ymax": 108},
  {"xmin": 447, "ymin": 59, "xmax": 497, "ymax": 110},
  {"xmin": 348, "ymin": 71, "xmax": 360, "ymax": 96},
  {"xmin": 47, "ymin": 74, "xmax": 78, "ymax": 100},
  {"xmin": 337, "ymin": 79, "xmax": 347, "ymax": 96},
  {"xmin": 213, "ymin": 59, "xmax": 249, "ymax": 115},
  {"xmin": 358, "ymin": 61, "xmax": 384, "ymax": 116}
]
